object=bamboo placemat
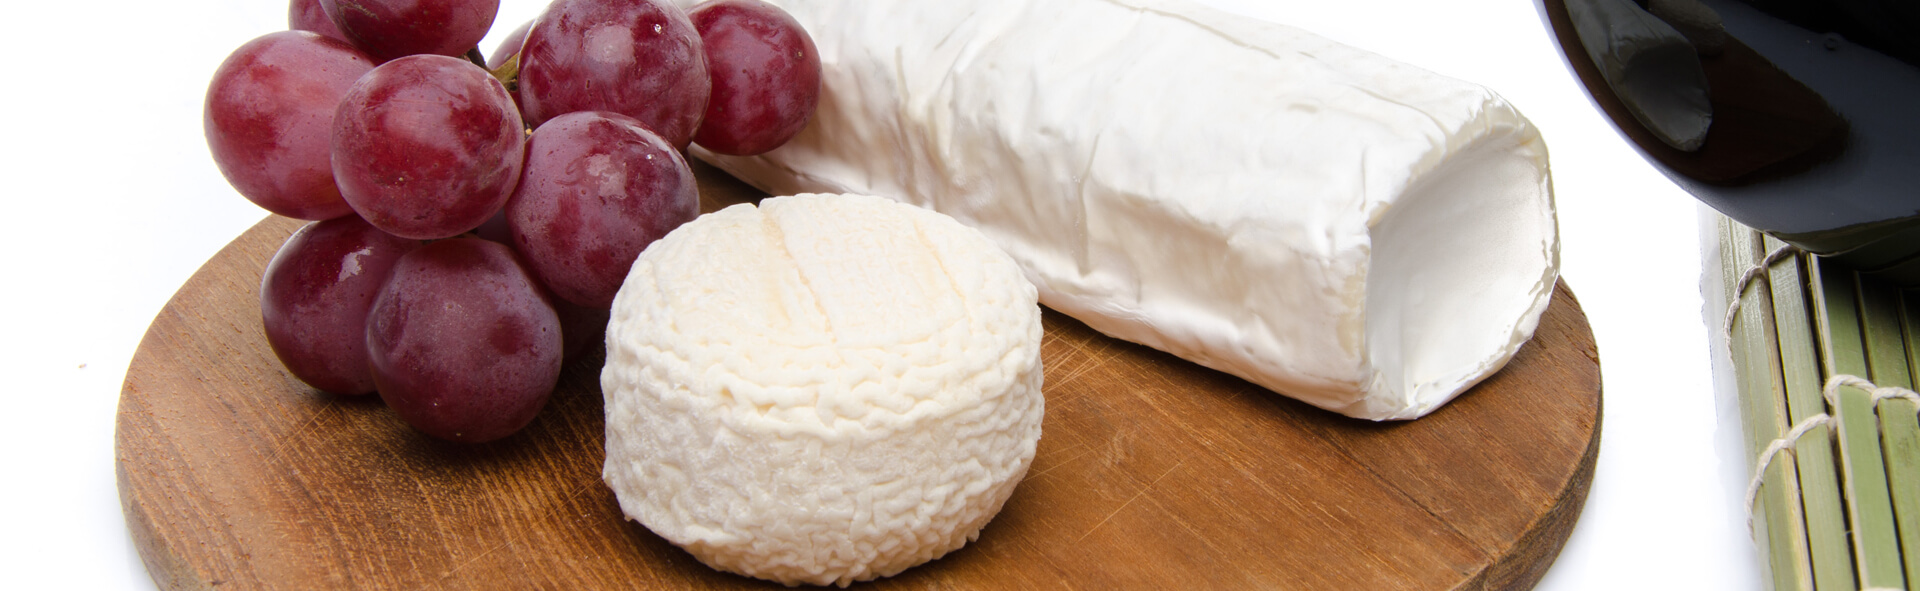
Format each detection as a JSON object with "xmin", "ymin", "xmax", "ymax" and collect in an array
[{"xmin": 1719, "ymin": 216, "xmax": 1920, "ymax": 591}]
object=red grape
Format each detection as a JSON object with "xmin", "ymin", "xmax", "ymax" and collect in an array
[
  {"xmin": 331, "ymin": 55, "xmax": 526, "ymax": 240},
  {"xmin": 471, "ymin": 205, "xmax": 608, "ymax": 361},
  {"xmin": 290, "ymin": 0, "xmax": 349, "ymax": 43},
  {"xmin": 689, "ymin": 0, "xmax": 820, "ymax": 156},
  {"xmin": 517, "ymin": 0, "xmax": 709, "ymax": 147},
  {"xmin": 487, "ymin": 19, "xmax": 533, "ymax": 68},
  {"xmin": 205, "ymin": 31, "xmax": 375, "ymax": 221},
  {"xmin": 506, "ymin": 111, "xmax": 698, "ymax": 309},
  {"xmin": 319, "ymin": 0, "xmax": 501, "ymax": 62},
  {"xmin": 366, "ymin": 238, "xmax": 563, "ymax": 443},
  {"xmin": 261, "ymin": 215, "xmax": 419, "ymax": 395}
]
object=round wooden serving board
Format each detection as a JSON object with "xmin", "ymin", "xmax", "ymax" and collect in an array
[{"xmin": 118, "ymin": 164, "xmax": 1601, "ymax": 590}]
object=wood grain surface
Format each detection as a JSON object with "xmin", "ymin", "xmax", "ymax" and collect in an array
[{"xmin": 118, "ymin": 163, "xmax": 1602, "ymax": 590}]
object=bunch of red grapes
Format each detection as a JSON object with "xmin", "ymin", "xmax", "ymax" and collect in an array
[{"xmin": 205, "ymin": 0, "xmax": 822, "ymax": 443}]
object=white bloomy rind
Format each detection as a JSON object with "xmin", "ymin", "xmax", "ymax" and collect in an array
[
  {"xmin": 690, "ymin": 0, "xmax": 1560, "ymax": 420},
  {"xmin": 601, "ymin": 193, "xmax": 1044, "ymax": 587}
]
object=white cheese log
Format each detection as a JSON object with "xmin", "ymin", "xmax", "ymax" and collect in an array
[{"xmin": 692, "ymin": 0, "xmax": 1560, "ymax": 420}]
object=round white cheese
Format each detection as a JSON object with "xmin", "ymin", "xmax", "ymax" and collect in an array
[{"xmin": 600, "ymin": 193, "xmax": 1044, "ymax": 587}]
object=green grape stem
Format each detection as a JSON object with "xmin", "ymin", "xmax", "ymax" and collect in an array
[{"xmin": 489, "ymin": 53, "xmax": 521, "ymax": 94}]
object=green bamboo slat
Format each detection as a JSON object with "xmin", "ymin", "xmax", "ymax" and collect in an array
[
  {"xmin": 1727, "ymin": 221, "xmax": 1816, "ymax": 591},
  {"xmin": 1882, "ymin": 406, "xmax": 1920, "ymax": 591},
  {"xmin": 1851, "ymin": 272, "xmax": 1912, "ymax": 591},
  {"xmin": 1856, "ymin": 273, "xmax": 1913, "ymax": 390},
  {"xmin": 1885, "ymin": 293, "xmax": 1920, "ymax": 591},
  {"xmin": 1811, "ymin": 257, "xmax": 1907, "ymax": 590},
  {"xmin": 1763, "ymin": 235, "xmax": 1857, "ymax": 591}
]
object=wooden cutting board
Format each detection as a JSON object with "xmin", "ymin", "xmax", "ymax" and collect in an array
[{"xmin": 118, "ymin": 163, "xmax": 1601, "ymax": 590}]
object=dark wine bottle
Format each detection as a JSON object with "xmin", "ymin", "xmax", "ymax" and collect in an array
[{"xmin": 1546, "ymin": 0, "xmax": 1920, "ymax": 285}]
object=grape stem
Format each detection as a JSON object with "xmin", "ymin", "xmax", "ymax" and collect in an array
[{"xmin": 488, "ymin": 53, "xmax": 521, "ymax": 94}]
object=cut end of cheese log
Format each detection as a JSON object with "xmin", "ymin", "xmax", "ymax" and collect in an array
[
  {"xmin": 693, "ymin": 0, "xmax": 1561, "ymax": 420},
  {"xmin": 1360, "ymin": 134, "xmax": 1559, "ymax": 419}
]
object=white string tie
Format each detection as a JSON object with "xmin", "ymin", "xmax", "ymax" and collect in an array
[
  {"xmin": 1745, "ymin": 375, "xmax": 1920, "ymax": 531},
  {"xmin": 1722, "ymin": 243, "xmax": 1801, "ymax": 348},
  {"xmin": 1743, "ymin": 413, "xmax": 1833, "ymax": 532},
  {"xmin": 1827, "ymin": 374, "xmax": 1920, "ymax": 410}
]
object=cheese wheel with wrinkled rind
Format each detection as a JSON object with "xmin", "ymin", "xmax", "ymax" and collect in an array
[{"xmin": 600, "ymin": 193, "xmax": 1044, "ymax": 587}]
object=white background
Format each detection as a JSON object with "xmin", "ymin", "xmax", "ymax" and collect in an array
[{"xmin": 0, "ymin": 0, "xmax": 1755, "ymax": 588}]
